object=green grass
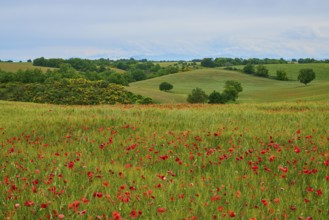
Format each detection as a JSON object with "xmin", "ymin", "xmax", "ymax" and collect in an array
[
  {"xmin": 0, "ymin": 100, "xmax": 328, "ymax": 219},
  {"xmin": 127, "ymin": 64, "xmax": 329, "ymax": 103},
  {"xmin": 0, "ymin": 62, "xmax": 55, "ymax": 72}
]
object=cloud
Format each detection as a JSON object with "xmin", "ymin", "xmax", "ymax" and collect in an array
[{"xmin": 1, "ymin": 0, "xmax": 329, "ymax": 60}]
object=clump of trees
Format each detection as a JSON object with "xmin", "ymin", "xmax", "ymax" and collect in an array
[
  {"xmin": 201, "ymin": 57, "xmax": 288, "ymax": 68},
  {"xmin": 0, "ymin": 79, "xmax": 153, "ymax": 105},
  {"xmin": 187, "ymin": 81, "xmax": 243, "ymax": 104},
  {"xmin": 159, "ymin": 82, "xmax": 173, "ymax": 92},
  {"xmin": 187, "ymin": 88, "xmax": 208, "ymax": 103},
  {"xmin": 298, "ymin": 68, "xmax": 316, "ymax": 85}
]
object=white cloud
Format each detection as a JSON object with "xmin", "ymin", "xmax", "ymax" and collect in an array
[{"xmin": 1, "ymin": 0, "xmax": 329, "ymax": 60}]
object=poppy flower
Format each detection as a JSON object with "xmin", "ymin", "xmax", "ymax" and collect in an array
[
  {"xmin": 68, "ymin": 200, "xmax": 80, "ymax": 211},
  {"xmin": 24, "ymin": 200, "xmax": 35, "ymax": 207},
  {"xmin": 130, "ymin": 210, "xmax": 138, "ymax": 219},
  {"xmin": 93, "ymin": 192, "xmax": 103, "ymax": 198},
  {"xmin": 112, "ymin": 211, "xmax": 122, "ymax": 220},
  {"xmin": 157, "ymin": 207, "xmax": 166, "ymax": 214}
]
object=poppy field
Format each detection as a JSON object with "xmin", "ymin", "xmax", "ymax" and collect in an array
[{"xmin": 0, "ymin": 101, "xmax": 328, "ymax": 219}]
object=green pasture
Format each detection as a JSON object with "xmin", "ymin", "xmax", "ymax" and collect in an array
[
  {"xmin": 127, "ymin": 64, "xmax": 329, "ymax": 103},
  {"xmin": 0, "ymin": 62, "xmax": 54, "ymax": 72}
]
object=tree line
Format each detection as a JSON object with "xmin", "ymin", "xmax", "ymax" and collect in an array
[
  {"xmin": 32, "ymin": 57, "xmax": 198, "ymax": 83},
  {"xmin": 200, "ymin": 57, "xmax": 329, "ymax": 68}
]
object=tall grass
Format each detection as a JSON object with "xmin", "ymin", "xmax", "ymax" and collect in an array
[{"xmin": 0, "ymin": 101, "xmax": 328, "ymax": 219}]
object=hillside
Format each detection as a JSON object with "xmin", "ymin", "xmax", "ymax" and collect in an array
[
  {"xmin": 0, "ymin": 62, "xmax": 55, "ymax": 72},
  {"xmin": 127, "ymin": 64, "xmax": 329, "ymax": 103}
]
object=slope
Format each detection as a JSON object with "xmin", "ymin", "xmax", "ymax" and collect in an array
[{"xmin": 127, "ymin": 66, "xmax": 329, "ymax": 103}]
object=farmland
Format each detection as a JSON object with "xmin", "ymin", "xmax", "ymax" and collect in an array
[
  {"xmin": 0, "ymin": 62, "xmax": 54, "ymax": 73},
  {"xmin": 127, "ymin": 63, "xmax": 329, "ymax": 103},
  {"xmin": 0, "ymin": 101, "xmax": 328, "ymax": 219}
]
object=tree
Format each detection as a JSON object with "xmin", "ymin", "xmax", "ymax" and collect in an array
[
  {"xmin": 255, "ymin": 65, "xmax": 269, "ymax": 77},
  {"xmin": 208, "ymin": 91, "xmax": 225, "ymax": 104},
  {"xmin": 159, "ymin": 82, "xmax": 173, "ymax": 91},
  {"xmin": 298, "ymin": 68, "xmax": 315, "ymax": 85},
  {"xmin": 276, "ymin": 70, "xmax": 288, "ymax": 81},
  {"xmin": 243, "ymin": 63, "xmax": 255, "ymax": 74},
  {"xmin": 223, "ymin": 80, "xmax": 243, "ymax": 102},
  {"xmin": 187, "ymin": 87, "xmax": 208, "ymax": 103},
  {"xmin": 201, "ymin": 58, "xmax": 216, "ymax": 68}
]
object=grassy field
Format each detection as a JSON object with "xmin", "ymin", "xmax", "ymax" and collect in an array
[
  {"xmin": 0, "ymin": 62, "xmax": 55, "ymax": 72},
  {"xmin": 127, "ymin": 64, "xmax": 329, "ymax": 103},
  {"xmin": 0, "ymin": 100, "xmax": 328, "ymax": 219},
  {"xmin": 127, "ymin": 63, "xmax": 329, "ymax": 103}
]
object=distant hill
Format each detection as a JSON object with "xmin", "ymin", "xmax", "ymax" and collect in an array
[
  {"xmin": 0, "ymin": 62, "xmax": 55, "ymax": 72},
  {"xmin": 127, "ymin": 63, "xmax": 329, "ymax": 103}
]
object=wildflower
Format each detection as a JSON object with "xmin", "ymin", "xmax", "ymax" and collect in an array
[{"xmin": 157, "ymin": 207, "xmax": 166, "ymax": 214}]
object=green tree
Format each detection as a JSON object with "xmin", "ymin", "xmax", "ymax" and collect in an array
[
  {"xmin": 255, "ymin": 65, "xmax": 269, "ymax": 77},
  {"xmin": 187, "ymin": 87, "xmax": 208, "ymax": 103},
  {"xmin": 223, "ymin": 80, "xmax": 243, "ymax": 102},
  {"xmin": 276, "ymin": 70, "xmax": 288, "ymax": 81},
  {"xmin": 208, "ymin": 91, "xmax": 225, "ymax": 104},
  {"xmin": 243, "ymin": 63, "xmax": 255, "ymax": 74},
  {"xmin": 298, "ymin": 68, "xmax": 316, "ymax": 85},
  {"xmin": 201, "ymin": 58, "xmax": 216, "ymax": 68},
  {"xmin": 159, "ymin": 82, "xmax": 173, "ymax": 91}
]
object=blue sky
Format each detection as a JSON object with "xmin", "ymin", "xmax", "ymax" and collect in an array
[{"xmin": 1, "ymin": 0, "xmax": 329, "ymax": 61}]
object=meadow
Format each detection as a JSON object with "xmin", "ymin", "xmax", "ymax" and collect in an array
[
  {"xmin": 127, "ymin": 63, "xmax": 329, "ymax": 103},
  {"xmin": 1, "ymin": 100, "xmax": 328, "ymax": 219},
  {"xmin": 0, "ymin": 62, "xmax": 54, "ymax": 73}
]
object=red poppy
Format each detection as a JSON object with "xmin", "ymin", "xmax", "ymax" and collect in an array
[
  {"xmin": 112, "ymin": 211, "xmax": 122, "ymax": 220},
  {"xmin": 24, "ymin": 200, "xmax": 35, "ymax": 207},
  {"xmin": 93, "ymin": 192, "xmax": 103, "ymax": 198},
  {"xmin": 130, "ymin": 210, "xmax": 138, "ymax": 219},
  {"xmin": 68, "ymin": 200, "xmax": 80, "ymax": 211},
  {"xmin": 157, "ymin": 207, "xmax": 166, "ymax": 214},
  {"xmin": 294, "ymin": 147, "xmax": 301, "ymax": 153}
]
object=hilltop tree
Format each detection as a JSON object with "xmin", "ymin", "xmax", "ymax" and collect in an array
[
  {"xmin": 298, "ymin": 68, "xmax": 315, "ymax": 85},
  {"xmin": 159, "ymin": 82, "xmax": 173, "ymax": 91},
  {"xmin": 187, "ymin": 87, "xmax": 208, "ymax": 103}
]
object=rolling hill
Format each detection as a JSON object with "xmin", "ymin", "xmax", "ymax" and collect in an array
[
  {"xmin": 127, "ymin": 63, "xmax": 329, "ymax": 103},
  {"xmin": 0, "ymin": 62, "xmax": 55, "ymax": 72}
]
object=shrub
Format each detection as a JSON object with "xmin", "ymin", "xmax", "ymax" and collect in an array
[
  {"xmin": 298, "ymin": 68, "xmax": 316, "ymax": 85},
  {"xmin": 159, "ymin": 82, "xmax": 173, "ymax": 91},
  {"xmin": 255, "ymin": 65, "xmax": 269, "ymax": 77},
  {"xmin": 276, "ymin": 70, "xmax": 288, "ymax": 81},
  {"xmin": 208, "ymin": 91, "xmax": 225, "ymax": 104},
  {"xmin": 187, "ymin": 87, "xmax": 208, "ymax": 103}
]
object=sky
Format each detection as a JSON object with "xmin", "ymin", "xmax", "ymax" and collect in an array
[{"xmin": 1, "ymin": 0, "xmax": 329, "ymax": 61}]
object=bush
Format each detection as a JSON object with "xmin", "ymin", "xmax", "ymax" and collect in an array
[
  {"xmin": 298, "ymin": 68, "xmax": 315, "ymax": 85},
  {"xmin": 208, "ymin": 91, "xmax": 225, "ymax": 104},
  {"xmin": 159, "ymin": 82, "xmax": 173, "ymax": 91},
  {"xmin": 255, "ymin": 65, "xmax": 269, "ymax": 77},
  {"xmin": 187, "ymin": 87, "xmax": 208, "ymax": 103},
  {"xmin": 243, "ymin": 63, "xmax": 255, "ymax": 74},
  {"xmin": 276, "ymin": 70, "xmax": 288, "ymax": 81}
]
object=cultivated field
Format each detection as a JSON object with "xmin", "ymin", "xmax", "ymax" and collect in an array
[
  {"xmin": 0, "ymin": 62, "xmax": 54, "ymax": 72},
  {"xmin": 127, "ymin": 63, "xmax": 329, "ymax": 103},
  {"xmin": 1, "ymin": 101, "xmax": 328, "ymax": 219}
]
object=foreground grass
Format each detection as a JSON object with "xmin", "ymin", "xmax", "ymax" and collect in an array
[{"xmin": 0, "ymin": 101, "xmax": 328, "ymax": 219}]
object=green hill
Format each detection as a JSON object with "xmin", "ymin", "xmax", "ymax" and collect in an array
[
  {"xmin": 0, "ymin": 62, "xmax": 55, "ymax": 72},
  {"xmin": 127, "ymin": 64, "xmax": 329, "ymax": 103}
]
